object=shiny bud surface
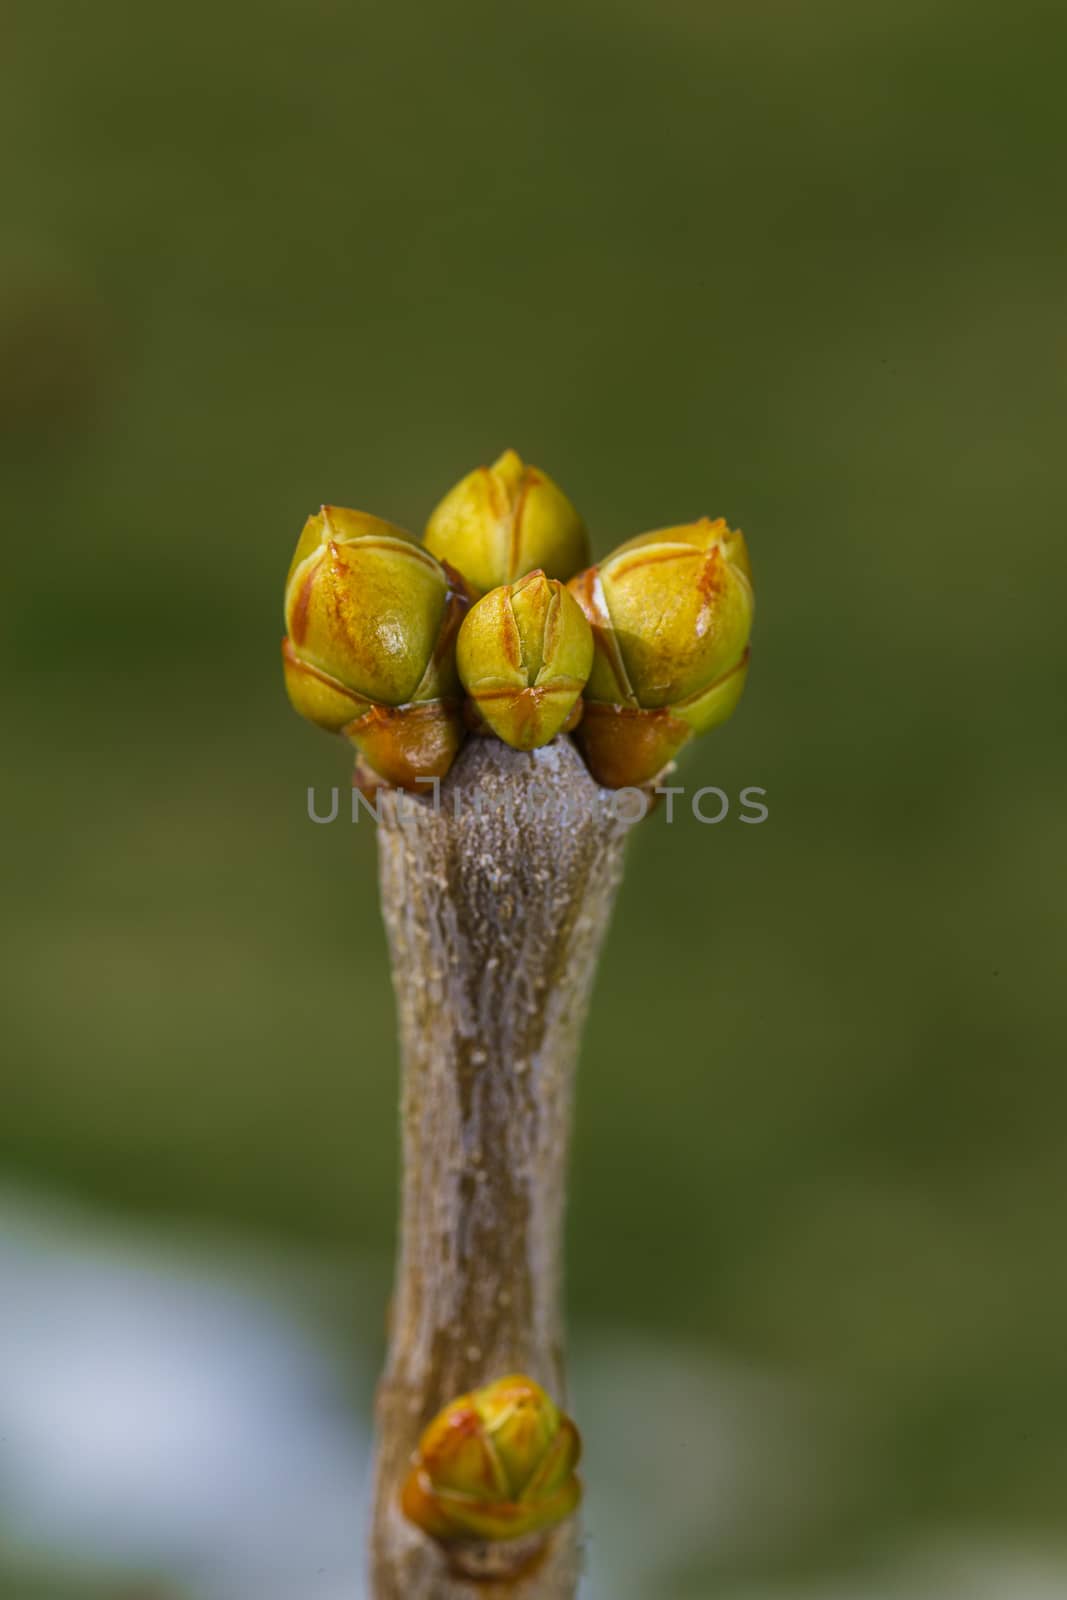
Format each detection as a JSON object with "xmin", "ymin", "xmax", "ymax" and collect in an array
[
  {"xmin": 400, "ymin": 1375, "xmax": 582, "ymax": 1545},
  {"xmin": 283, "ymin": 505, "xmax": 470, "ymax": 789},
  {"xmin": 424, "ymin": 449, "xmax": 589, "ymax": 595},
  {"xmin": 569, "ymin": 517, "xmax": 753, "ymax": 786},
  {"xmin": 457, "ymin": 570, "xmax": 593, "ymax": 749}
]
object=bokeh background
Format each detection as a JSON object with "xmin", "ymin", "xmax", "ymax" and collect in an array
[{"xmin": 3, "ymin": 0, "xmax": 1065, "ymax": 1595}]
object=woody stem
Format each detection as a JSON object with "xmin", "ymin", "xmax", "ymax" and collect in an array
[{"xmin": 369, "ymin": 735, "xmax": 631, "ymax": 1599}]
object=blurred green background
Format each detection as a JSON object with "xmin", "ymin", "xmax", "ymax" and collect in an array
[{"xmin": 3, "ymin": 0, "xmax": 1066, "ymax": 1593}]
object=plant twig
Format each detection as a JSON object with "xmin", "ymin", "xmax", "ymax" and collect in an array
[{"xmin": 370, "ymin": 735, "xmax": 631, "ymax": 1598}]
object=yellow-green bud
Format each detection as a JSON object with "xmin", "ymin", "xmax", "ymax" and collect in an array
[
  {"xmin": 569, "ymin": 517, "xmax": 753, "ymax": 787},
  {"xmin": 456, "ymin": 570, "xmax": 593, "ymax": 750},
  {"xmin": 282, "ymin": 505, "xmax": 471, "ymax": 789},
  {"xmin": 424, "ymin": 448, "xmax": 590, "ymax": 595},
  {"xmin": 400, "ymin": 1375, "xmax": 582, "ymax": 1546}
]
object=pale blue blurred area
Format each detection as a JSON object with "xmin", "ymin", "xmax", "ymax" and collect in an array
[
  {"xmin": 2, "ymin": 1190, "xmax": 1065, "ymax": 1600},
  {"xmin": 0, "ymin": 1190, "xmax": 370, "ymax": 1599}
]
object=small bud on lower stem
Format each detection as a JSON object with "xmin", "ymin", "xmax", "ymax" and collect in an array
[{"xmin": 400, "ymin": 1375, "xmax": 582, "ymax": 1545}]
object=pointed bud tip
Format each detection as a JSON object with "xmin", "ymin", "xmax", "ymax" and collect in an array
[
  {"xmin": 425, "ymin": 453, "xmax": 588, "ymax": 592},
  {"xmin": 491, "ymin": 446, "xmax": 525, "ymax": 475}
]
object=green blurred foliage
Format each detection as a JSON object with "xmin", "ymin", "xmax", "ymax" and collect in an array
[{"xmin": 3, "ymin": 0, "xmax": 1065, "ymax": 1577}]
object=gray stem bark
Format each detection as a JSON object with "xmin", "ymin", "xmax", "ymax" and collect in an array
[{"xmin": 369, "ymin": 735, "xmax": 631, "ymax": 1599}]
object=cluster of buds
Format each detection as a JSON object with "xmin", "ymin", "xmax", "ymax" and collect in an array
[
  {"xmin": 283, "ymin": 452, "xmax": 754, "ymax": 790},
  {"xmin": 400, "ymin": 1375, "xmax": 582, "ymax": 1547}
]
